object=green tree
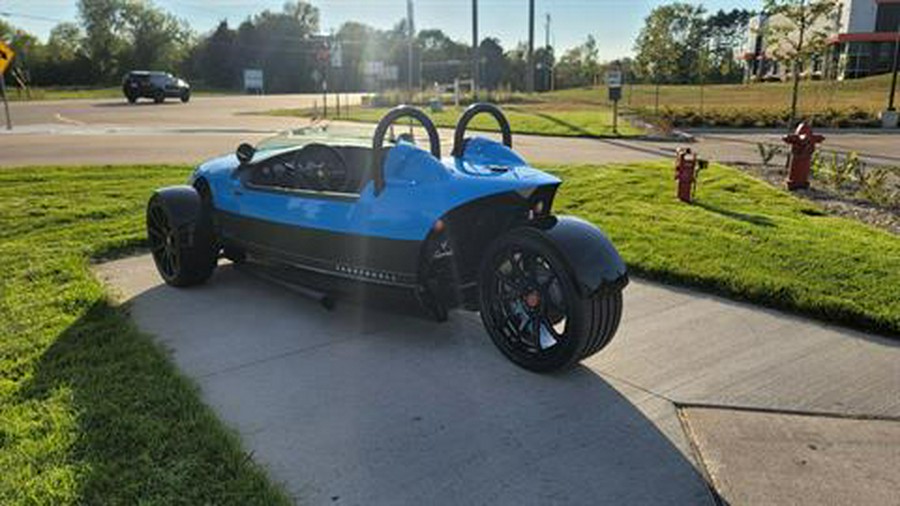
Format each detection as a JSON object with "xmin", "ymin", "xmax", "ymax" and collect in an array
[
  {"xmin": 188, "ymin": 21, "xmax": 237, "ymax": 88},
  {"xmin": 120, "ymin": 2, "xmax": 192, "ymax": 71},
  {"xmin": 761, "ymin": 0, "xmax": 839, "ymax": 126},
  {"xmin": 705, "ymin": 9, "xmax": 755, "ymax": 82},
  {"xmin": 633, "ymin": 2, "xmax": 707, "ymax": 84},
  {"xmin": 555, "ymin": 35, "xmax": 600, "ymax": 89},
  {"xmin": 78, "ymin": 0, "xmax": 126, "ymax": 81},
  {"xmin": 479, "ymin": 37, "xmax": 507, "ymax": 90}
]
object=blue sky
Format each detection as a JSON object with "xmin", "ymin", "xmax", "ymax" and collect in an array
[{"xmin": 2, "ymin": 0, "xmax": 748, "ymax": 59}]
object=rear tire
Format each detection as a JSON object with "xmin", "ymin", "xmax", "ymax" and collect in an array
[
  {"xmin": 478, "ymin": 230, "xmax": 623, "ymax": 373},
  {"xmin": 153, "ymin": 90, "xmax": 165, "ymax": 104},
  {"xmin": 147, "ymin": 194, "xmax": 218, "ymax": 287},
  {"xmin": 126, "ymin": 94, "xmax": 137, "ymax": 104}
]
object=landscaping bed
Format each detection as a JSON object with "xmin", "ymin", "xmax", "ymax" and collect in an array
[
  {"xmin": 738, "ymin": 146, "xmax": 900, "ymax": 235},
  {"xmin": 0, "ymin": 166, "xmax": 290, "ymax": 505}
]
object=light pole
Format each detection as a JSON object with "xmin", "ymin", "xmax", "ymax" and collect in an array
[
  {"xmin": 889, "ymin": 24, "xmax": 899, "ymax": 111},
  {"xmin": 527, "ymin": 0, "xmax": 535, "ymax": 93},
  {"xmin": 407, "ymin": 0, "xmax": 415, "ymax": 101},
  {"xmin": 472, "ymin": 0, "xmax": 479, "ymax": 99},
  {"xmin": 884, "ymin": 23, "xmax": 900, "ymax": 128}
]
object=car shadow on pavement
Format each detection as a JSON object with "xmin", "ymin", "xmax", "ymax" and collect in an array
[{"xmin": 86, "ymin": 263, "xmax": 720, "ymax": 505}]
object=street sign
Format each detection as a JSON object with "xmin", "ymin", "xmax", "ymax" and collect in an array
[
  {"xmin": 330, "ymin": 42, "xmax": 343, "ymax": 68},
  {"xmin": 605, "ymin": 69, "xmax": 623, "ymax": 88},
  {"xmin": 0, "ymin": 39, "xmax": 15, "ymax": 75},
  {"xmin": 243, "ymin": 69, "xmax": 264, "ymax": 93},
  {"xmin": 608, "ymin": 86, "xmax": 622, "ymax": 102}
]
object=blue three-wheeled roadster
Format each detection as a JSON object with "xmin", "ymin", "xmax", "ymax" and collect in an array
[{"xmin": 147, "ymin": 104, "xmax": 627, "ymax": 372}]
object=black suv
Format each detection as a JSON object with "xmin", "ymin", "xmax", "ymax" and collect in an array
[{"xmin": 122, "ymin": 71, "xmax": 191, "ymax": 104}]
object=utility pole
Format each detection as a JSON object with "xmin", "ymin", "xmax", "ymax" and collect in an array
[
  {"xmin": 545, "ymin": 13, "xmax": 551, "ymax": 48},
  {"xmin": 408, "ymin": 0, "xmax": 415, "ymax": 101},
  {"xmin": 545, "ymin": 13, "xmax": 552, "ymax": 91},
  {"xmin": 884, "ymin": 23, "xmax": 900, "ymax": 128},
  {"xmin": 527, "ymin": 0, "xmax": 535, "ymax": 93},
  {"xmin": 889, "ymin": 24, "xmax": 899, "ymax": 111},
  {"xmin": 472, "ymin": 0, "xmax": 479, "ymax": 99}
]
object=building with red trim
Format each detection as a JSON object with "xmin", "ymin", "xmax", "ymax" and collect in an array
[{"xmin": 743, "ymin": 0, "xmax": 900, "ymax": 81}]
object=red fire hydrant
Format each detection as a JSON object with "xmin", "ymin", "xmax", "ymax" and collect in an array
[
  {"xmin": 675, "ymin": 147, "xmax": 697, "ymax": 203},
  {"xmin": 782, "ymin": 122, "xmax": 825, "ymax": 191}
]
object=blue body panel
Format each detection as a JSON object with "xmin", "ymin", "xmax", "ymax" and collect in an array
[{"xmin": 193, "ymin": 137, "xmax": 560, "ymax": 242}]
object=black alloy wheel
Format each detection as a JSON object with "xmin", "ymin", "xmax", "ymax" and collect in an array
[
  {"xmin": 148, "ymin": 204, "xmax": 180, "ymax": 281},
  {"xmin": 147, "ymin": 195, "xmax": 217, "ymax": 287},
  {"xmin": 479, "ymin": 231, "xmax": 622, "ymax": 372}
]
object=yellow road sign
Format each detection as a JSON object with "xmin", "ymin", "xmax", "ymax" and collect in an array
[{"xmin": 0, "ymin": 40, "xmax": 15, "ymax": 75}]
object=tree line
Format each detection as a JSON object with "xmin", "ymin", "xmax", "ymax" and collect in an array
[
  {"xmin": 1, "ymin": 0, "xmax": 615, "ymax": 93},
  {"xmin": 632, "ymin": 3, "xmax": 755, "ymax": 85}
]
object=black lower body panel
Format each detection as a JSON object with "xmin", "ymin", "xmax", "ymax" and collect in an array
[{"xmin": 215, "ymin": 210, "xmax": 422, "ymax": 289}]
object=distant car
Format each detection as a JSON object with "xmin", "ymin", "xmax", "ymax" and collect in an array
[
  {"xmin": 146, "ymin": 104, "xmax": 628, "ymax": 372},
  {"xmin": 122, "ymin": 71, "xmax": 191, "ymax": 104}
]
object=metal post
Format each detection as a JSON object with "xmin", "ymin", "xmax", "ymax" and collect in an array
[
  {"xmin": 527, "ymin": 0, "xmax": 535, "ymax": 93},
  {"xmin": 613, "ymin": 99, "xmax": 618, "ymax": 135},
  {"xmin": 408, "ymin": 0, "xmax": 415, "ymax": 100},
  {"xmin": 655, "ymin": 81, "xmax": 660, "ymax": 115},
  {"xmin": 889, "ymin": 24, "xmax": 899, "ymax": 111},
  {"xmin": 1, "ymin": 74, "xmax": 10, "ymax": 130},
  {"xmin": 472, "ymin": 0, "xmax": 479, "ymax": 99}
]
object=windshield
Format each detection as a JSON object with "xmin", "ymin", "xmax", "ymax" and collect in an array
[{"xmin": 255, "ymin": 122, "xmax": 376, "ymax": 152}]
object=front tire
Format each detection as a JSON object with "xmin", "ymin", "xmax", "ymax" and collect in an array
[
  {"xmin": 147, "ymin": 194, "xmax": 218, "ymax": 287},
  {"xmin": 180, "ymin": 90, "xmax": 191, "ymax": 103},
  {"xmin": 478, "ymin": 230, "xmax": 623, "ymax": 373}
]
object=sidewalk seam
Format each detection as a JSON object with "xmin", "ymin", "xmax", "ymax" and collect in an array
[
  {"xmin": 675, "ymin": 406, "xmax": 727, "ymax": 506},
  {"xmin": 675, "ymin": 401, "xmax": 900, "ymax": 423}
]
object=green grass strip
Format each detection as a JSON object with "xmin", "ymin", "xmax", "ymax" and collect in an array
[
  {"xmin": 262, "ymin": 104, "xmax": 644, "ymax": 138},
  {"xmin": 0, "ymin": 165, "xmax": 290, "ymax": 505}
]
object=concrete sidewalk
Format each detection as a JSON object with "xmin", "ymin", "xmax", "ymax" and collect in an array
[{"xmin": 97, "ymin": 256, "xmax": 900, "ymax": 505}]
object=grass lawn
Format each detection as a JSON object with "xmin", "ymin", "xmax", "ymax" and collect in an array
[
  {"xmin": 549, "ymin": 162, "xmax": 900, "ymax": 335},
  {"xmin": 0, "ymin": 166, "xmax": 290, "ymax": 505},
  {"xmin": 263, "ymin": 104, "xmax": 644, "ymax": 138},
  {"xmin": 559, "ymin": 72, "xmax": 897, "ymax": 115}
]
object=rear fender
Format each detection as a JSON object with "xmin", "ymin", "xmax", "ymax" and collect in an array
[{"xmin": 524, "ymin": 216, "xmax": 628, "ymax": 296}]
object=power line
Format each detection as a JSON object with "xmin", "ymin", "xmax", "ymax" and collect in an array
[{"xmin": 0, "ymin": 11, "xmax": 66, "ymax": 24}]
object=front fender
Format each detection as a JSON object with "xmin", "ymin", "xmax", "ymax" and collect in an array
[
  {"xmin": 151, "ymin": 185, "xmax": 203, "ymax": 229},
  {"xmin": 527, "ymin": 216, "xmax": 628, "ymax": 296}
]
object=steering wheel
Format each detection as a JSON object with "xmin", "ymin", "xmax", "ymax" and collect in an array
[
  {"xmin": 451, "ymin": 103, "xmax": 513, "ymax": 158},
  {"xmin": 372, "ymin": 105, "xmax": 441, "ymax": 195},
  {"xmin": 292, "ymin": 143, "xmax": 348, "ymax": 192}
]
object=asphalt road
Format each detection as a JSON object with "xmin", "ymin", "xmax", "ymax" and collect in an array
[
  {"xmin": 97, "ymin": 257, "xmax": 900, "ymax": 506},
  {"xmin": 5, "ymin": 94, "xmax": 900, "ymax": 168}
]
